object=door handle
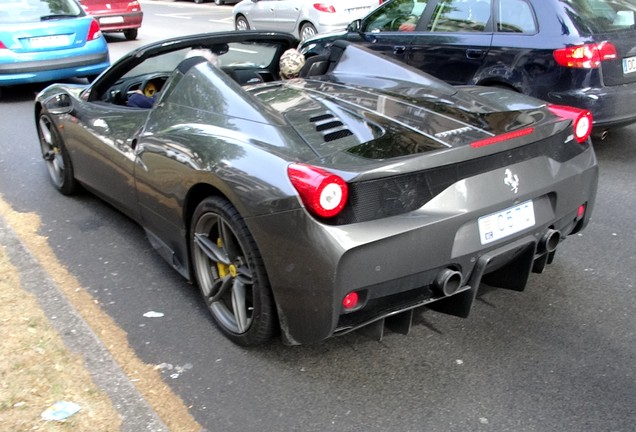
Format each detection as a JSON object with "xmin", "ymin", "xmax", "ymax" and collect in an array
[
  {"xmin": 393, "ymin": 45, "xmax": 407, "ymax": 55},
  {"xmin": 466, "ymin": 49, "xmax": 485, "ymax": 59}
]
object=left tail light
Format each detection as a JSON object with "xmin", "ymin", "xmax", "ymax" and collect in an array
[
  {"xmin": 288, "ymin": 163, "xmax": 348, "ymax": 218},
  {"xmin": 87, "ymin": 19, "xmax": 102, "ymax": 41},
  {"xmin": 548, "ymin": 104, "xmax": 593, "ymax": 143}
]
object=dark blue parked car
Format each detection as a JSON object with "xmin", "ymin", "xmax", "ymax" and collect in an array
[{"xmin": 300, "ymin": 0, "xmax": 636, "ymax": 137}]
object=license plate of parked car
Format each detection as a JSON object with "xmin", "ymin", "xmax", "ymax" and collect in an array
[
  {"xmin": 100, "ymin": 16, "xmax": 124, "ymax": 24},
  {"xmin": 623, "ymin": 56, "xmax": 636, "ymax": 74},
  {"xmin": 478, "ymin": 201, "xmax": 535, "ymax": 245},
  {"xmin": 29, "ymin": 35, "xmax": 68, "ymax": 48}
]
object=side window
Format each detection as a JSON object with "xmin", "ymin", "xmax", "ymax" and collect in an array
[
  {"xmin": 427, "ymin": 0, "xmax": 492, "ymax": 32},
  {"xmin": 497, "ymin": 0, "xmax": 536, "ymax": 33},
  {"xmin": 362, "ymin": 0, "xmax": 428, "ymax": 32}
]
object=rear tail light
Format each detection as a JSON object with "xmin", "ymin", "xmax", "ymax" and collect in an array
[
  {"xmin": 127, "ymin": 1, "xmax": 141, "ymax": 12},
  {"xmin": 553, "ymin": 41, "xmax": 617, "ymax": 69},
  {"xmin": 288, "ymin": 163, "xmax": 348, "ymax": 218},
  {"xmin": 470, "ymin": 127, "xmax": 534, "ymax": 148},
  {"xmin": 0, "ymin": 41, "xmax": 6, "ymax": 49},
  {"xmin": 577, "ymin": 204, "xmax": 586, "ymax": 220},
  {"xmin": 548, "ymin": 104, "xmax": 593, "ymax": 143},
  {"xmin": 87, "ymin": 19, "xmax": 102, "ymax": 41},
  {"xmin": 313, "ymin": 3, "xmax": 336, "ymax": 13}
]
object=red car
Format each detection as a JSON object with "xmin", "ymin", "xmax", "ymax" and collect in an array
[{"xmin": 80, "ymin": 0, "xmax": 143, "ymax": 41}]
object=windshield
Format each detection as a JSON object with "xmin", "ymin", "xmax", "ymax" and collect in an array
[
  {"xmin": 561, "ymin": 0, "xmax": 636, "ymax": 33},
  {"xmin": 0, "ymin": 0, "xmax": 82, "ymax": 24}
]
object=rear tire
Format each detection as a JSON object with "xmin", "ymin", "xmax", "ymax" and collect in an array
[
  {"xmin": 123, "ymin": 29, "xmax": 138, "ymax": 40},
  {"xmin": 235, "ymin": 15, "xmax": 250, "ymax": 31},
  {"xmin": 215, "ymin": 0, "xmax": 225, "ymax": 5},
  {"xmin": 299, "ymin": 22, "xmax": 317, "ymax": 41},
  {"xmin": 190, "ymin": 196, "xmax": 276, "ymax": 346},
  {"xmin": 37, "ymin": 113, "xmax": 79, "ymax": 195}
]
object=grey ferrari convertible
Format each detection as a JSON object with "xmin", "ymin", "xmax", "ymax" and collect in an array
[{"xmin": 35, "ymin": 31, "xmax": 598, "ymax": 345}]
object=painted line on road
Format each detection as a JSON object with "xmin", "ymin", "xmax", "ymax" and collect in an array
[{"xmin": 156, "ymin": 13, "xmax": 193, "ymax": 19}]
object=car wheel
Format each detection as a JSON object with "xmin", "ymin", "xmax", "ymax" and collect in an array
[
  {"xmin": 300, "ymin": 22, "xmax": 317, "ymax": 41},
  {"xmin": 215, "ymin": 0, "xmax": 224, "ymax": 5},
  {"xmin": 190, "ymin": 196, "xmax": 276, "ymax": 345},
  {"xmin": 123, "ymin": 29, "xmax": 138, "ymax": 40},
  {"xmin": 37, "ymin": 113, "xmax": 78, "ymax": 195},
  {"xmin": 235, "ymin": 15, "xmax": 250, "ymax": 31}
]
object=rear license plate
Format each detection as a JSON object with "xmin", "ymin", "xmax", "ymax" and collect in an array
[
  {"xmin": 29, "ymin": 35, "xmax": 69, "ymax": 48},
  {"xmin": 623, "ymin": 56, "xmax": 636, "ymax": 74},
  {"xmin": 478, "ymin": 200, "xmax": 535, "ymax": 245},
  {"xmin": 100, "ymin": 16, "xmax": 124, "ymax": 24}
]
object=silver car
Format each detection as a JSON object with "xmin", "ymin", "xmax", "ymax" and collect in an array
[{"xmin": 233, "ymin": 0, "xmax": 381, "ymax": 40}]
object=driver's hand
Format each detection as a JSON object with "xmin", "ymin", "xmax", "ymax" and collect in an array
[
  {"xmin": 399, "ymin": 22, "xmax": 416, "ymax": 32},
  {"xmin": 134, "ymin": 89, "xmax": 144, "ymax": 95}
]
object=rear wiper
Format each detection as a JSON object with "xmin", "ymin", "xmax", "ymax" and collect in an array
[{"xmin": 40, "ymin": 14, "xmax": 76, "ymax": 21}]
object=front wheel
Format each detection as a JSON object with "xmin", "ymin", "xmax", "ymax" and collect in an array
[
  {"xmin": 190, "ymin": 197, "xmax": 276, "ymax": 345},
  {"xmin": 235, "ymin": 15, "xmax": 250, "ymax": 31},
  {"xmin": 37, "ymin": 113, "xmax": 79, "ymax": 195}
]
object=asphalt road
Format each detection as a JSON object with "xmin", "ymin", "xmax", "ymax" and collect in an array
[{"xmin": 1, "ymin": 2, "xmax": 635, "ymax": 431}]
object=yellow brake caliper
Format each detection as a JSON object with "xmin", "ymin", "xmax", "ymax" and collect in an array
[{"xmin": 215, "ymin": 238, "xmax": 237, "ymax": 279}]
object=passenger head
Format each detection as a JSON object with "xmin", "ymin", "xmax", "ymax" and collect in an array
[
  {"xmin": 186, "ymin": 48, "xmax": 220, "ymax": 67},
  {"xmin": 279, "ymin": 48, "xmax": 305, "ymax": 79}
]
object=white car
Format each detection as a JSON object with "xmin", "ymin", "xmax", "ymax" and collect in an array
[{"xmin": 233, "ymin": 0, "xmax": 381, "ymax": 40}]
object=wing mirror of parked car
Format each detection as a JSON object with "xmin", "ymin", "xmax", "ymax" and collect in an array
[
  {"xmin": 44, "ymin": 94, "xmax": 73, "ymax": 115},
  {"xmin": 347, "ymin": 19, "xmax": 361, "ymax": 32}
]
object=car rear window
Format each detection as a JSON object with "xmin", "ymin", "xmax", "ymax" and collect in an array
[
  {"xmin": 0, "ymin": 0, "xmax": 82, "ymax": 24},
  {"xmin": 561, "ymin": 0, "xmax": 636, "ymax": 34}
]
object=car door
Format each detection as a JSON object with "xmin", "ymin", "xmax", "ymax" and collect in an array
[
  {"xmin": 69, "ymin": 102, "xmax": 148, "ymax": 221},
  {"xmin": 249, "ymin": 0, "xmax": 280, "ymax": 30},
  {"xmin": 345, "ymin": 0, "xmax": 431, "ymax": 64},
  {"xmin": 407, "ymin": 0, "xmax": 494, "ymax": 85},
  {"xmin": 272, "ymin": 0, "xmax": 304, "ymax": 33}
]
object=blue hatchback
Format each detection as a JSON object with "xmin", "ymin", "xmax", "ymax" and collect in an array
[
  {"xmin": 301, "ymin": 0, "xmax": 636, "ymax": 136},
  {"xmin": 0, "ymin": 0, "xmax": 110, "ymax": 86}
]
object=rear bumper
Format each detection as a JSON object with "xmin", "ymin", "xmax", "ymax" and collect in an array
[
  {"xmin": 0, "ymin": 42, "xmax": 109, "ymax": 86},
  {"xmin": 250, "ymin": 144, "xmax": 598, "ymax": 345},
  {"xmin": 96, "ymin": 12, "xmax": 143, "ymax": 32},
  {"xmin": 548, "ymin": 82, "xmax": 636, "ymax": 129}
]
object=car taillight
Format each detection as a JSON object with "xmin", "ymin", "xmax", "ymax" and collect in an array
[
  {"xmin": 0, "ymin": 41, "xmax": 6, "ymax": 49},
  {"xmin": 313, "ymin": 3, "xmax": 336, "ymax": 13},
  {"xmin": 470, "ymin": 127, "xmax": 534, "ymax": 148},
  {"xmin": 288, "ymin": 163, "xmax": 348, "ymax": 218},
  {"xmin": 127, "ymin": 1, "xmax": 140, "ymax": 12},
  {"xmin": 342, "ymin": 292, "xmax": 359, "ymax": 310},
  {"xmin": 553, "ymin": 41, "xmax": 617, "ymax": 69},
  {"xmin": 548, "ymin": 104, "xmax": 593, "ymax": 143},
  {"xmin": 87, "ymin": 19, "xmax": 102, "ymax": 41}
]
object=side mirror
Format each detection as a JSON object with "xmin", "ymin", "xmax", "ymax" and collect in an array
[
  {"xmin": 347, "ymin": 19, "xmax": 361, "ymax": 32},
  {"xmin": 44, "ymin": 93, "xmax": 73, "ymax": 115}
]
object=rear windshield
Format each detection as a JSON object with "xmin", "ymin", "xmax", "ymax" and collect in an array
[
  {"xmin": 561, "ymin": 0, "xmax": 636, "ymax": 33},
  {"xmin": 0, "ymin": 0, "xmax": 82, "ymax": 24}
]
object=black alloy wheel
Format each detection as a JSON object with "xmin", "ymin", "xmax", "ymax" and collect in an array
[
  {"xmin": 37, "ymin": 113, "xmax": 78, "ymax": 195},
  {"xmin": 190, "ymin": 196, "xmax": 275, "ymax": 345}
]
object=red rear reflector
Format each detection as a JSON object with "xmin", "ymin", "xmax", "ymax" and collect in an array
[
  {"xmin": 577, "ymin": 204, "xmax": 586, "ymax": 220},
  {"xmin": 288, "ymin": 163, "xmax": 348, "ymax": 218},
  {"xmin": 0, "ymin": 41, "xmax": 6, "ymax": 49},
  {"xmin": 553, "ymin": 41, "xmax": 617, "ymax": 69},
  {"xmin": 470, "ymin": 127, "xmax": 534, "ymax": 148},
  {"xmin": 342, "ymin": 292, "xmax": 359, "ymax": 310},
  {"xmin": 314, "ymin": 3, "xmax": 336, "ymax": 13},
  {"xmin": 548, "ymin": 104, "xmax": 593, "ymax": 143},
  {"xmin": 87, "ymin": 19, "xmax": 102, "ymax": 41}
]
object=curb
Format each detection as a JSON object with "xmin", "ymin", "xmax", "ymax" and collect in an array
[{"xmin": 0, "ymin": 214, "xmax": 169, "ymax": 432}]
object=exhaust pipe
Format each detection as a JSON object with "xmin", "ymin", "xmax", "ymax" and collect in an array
[
  {"xmin": 540, "ymin": 229, "xmax": 560, "ymax": 254},
  {"xmin": 592, "ymin": 129, "xmax": 609, "ymax": 141},
  {"xmin": 433, "ymin": 268, "xmax": 463, "ymax": 297}
]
